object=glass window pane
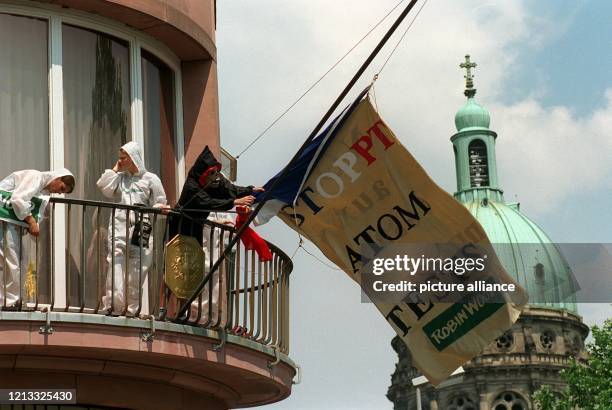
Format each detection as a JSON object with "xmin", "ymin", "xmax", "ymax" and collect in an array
[
  {"xmin": 63, "ymin": 24, "xmax": 131, "ymax": 200},
  {"xmin": 0, "ymin": 14, "xmax": 51, "ymax": 304},
  {"xmin": 0, "ymin": 13, "xmax": 49, "ymax": 177},
  {"xmin": 62, "ymin": 25, "xmax": 131, "ymax": 309},
  {"xmin": 220, "ymin": 148, "xmax": 237, "ymax": 182},
  {"xmin": 142, "ymin": 50, "xmax": 177, "ymax": 204}
]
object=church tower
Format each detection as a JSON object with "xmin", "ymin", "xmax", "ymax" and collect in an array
[
  {"xmin": 452, "ymin": 55, "xmax": 502, "ymax": 202},
  {"xmin": 387, "ymin": 55, "xmax": 589, "ymax": 410}
]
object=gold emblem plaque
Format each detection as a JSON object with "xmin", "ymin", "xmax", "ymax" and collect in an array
[{"xmin": 165, "ymin": 234, "xmax": 204, "ymax": 299}]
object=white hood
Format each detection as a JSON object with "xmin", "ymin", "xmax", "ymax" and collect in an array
[
  {"xmin": 121, "ymin": 141, "xmax": 146, "ymax": 175},
  {"xmin": 41, "ymin": 168, "xmax": 74, "ymax": 190},
  {"xmin": 0, "ymin": 168, "xmax": 74, "ymax": 221}
]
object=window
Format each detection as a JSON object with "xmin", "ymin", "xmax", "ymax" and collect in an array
[
  {"xmin": 492, "ymin": 391, "xmax": 528, "ymax": 410},
  {"xmin": 495, "ymin": 330, "xmax": 514, "ymax": 351},
  {"xmin": 142, "ymin": 50, "xmax": 177, "ymax": 204},
  {"xmin": 220, "ymin": 148, "xmax": 237, "ymax": 182},
  {"xmin": 540, "ymin": 330, "xmax": 555, "ymax": 350},
  {"xmin": 468, "ymin": 139, "xmax": 489, "ymax": 187},
  {"xmin": 61, "ymin": 26, "xmax": 133, "ymax": 307},
  {"xmin": 534, "ymin": 262, "xmax": 545, "ymax": 283},
  {"xmin": 0, "ymin": 13, "xmax": 49, "ymax": 177},
  {"xmin": 0, "ymin": 6, "xmax": 183, "ymax": 196},
  {"xmin": 448, "ymin": 395, "xmax": 476, "ymax": 410},
  {"xmin": 63, "ymin": 24, "xmax": 131, "ymax": 201},
  {"xmin": 0, "ymin": 5, "xmax": 184, "ymax": 309},
  {"xmin": 0, "ymin": 13, "xmax": 52, "ymax": 303}
]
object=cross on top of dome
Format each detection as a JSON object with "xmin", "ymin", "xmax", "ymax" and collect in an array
[{"xmin": 460, "ymin": 54, "xmax": 477, "ymax": 98}]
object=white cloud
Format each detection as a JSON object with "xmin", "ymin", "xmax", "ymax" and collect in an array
[
  {"xmin": 217, "ymin": 0, "xmax": 611, "ymax": 217},
  {"xmin": 492, "ymin": 91, "xmax": 612, "ymax": 214}
]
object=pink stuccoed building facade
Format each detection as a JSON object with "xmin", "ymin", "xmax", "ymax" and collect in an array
[{"xmin": 0, "ymin": 1, "xmax": 296, "ymax": 408}]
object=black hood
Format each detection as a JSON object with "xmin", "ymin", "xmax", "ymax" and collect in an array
[{"xmin": 187, "ymin": 146, "xmax": 221, "ymax": 180}]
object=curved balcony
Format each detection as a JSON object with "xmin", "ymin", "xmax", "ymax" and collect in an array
[{"xmin": 0, "ymin": 198, "xmax": 295, "ymax": 409}]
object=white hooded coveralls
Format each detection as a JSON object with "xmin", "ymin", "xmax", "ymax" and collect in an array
[
  {"xmin": 97, "ymin": 142, "xmax": 167, "ymax": 315},
  {"xmin": 189, "ymin": 212, "xmax": 233, "ymax": 326},
  {"xmin": 0, "ymin": 168, "xmax": 74, "ymax": 307}
]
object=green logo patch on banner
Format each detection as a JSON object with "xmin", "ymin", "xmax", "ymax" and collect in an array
[
  {"xmin": 423, "ymin": 294, "xmax": 504, "ymax": 351},
  {"xmin": 0, "ymin": 189, "xmax": 47, "ymax": 227}
]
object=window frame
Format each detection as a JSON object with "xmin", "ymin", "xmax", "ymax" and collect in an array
[
  {"xmin": 0, "ymin": 1, "xmax": 185, "ymax": 191},
  {"xmin": 0, "ymin": 1, "xmax": 185, "ymax": 309}
]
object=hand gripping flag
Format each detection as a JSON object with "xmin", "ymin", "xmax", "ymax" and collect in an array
[{"xmin": 255, "ymin": 90, "xmax": 528, "ymax": 385}]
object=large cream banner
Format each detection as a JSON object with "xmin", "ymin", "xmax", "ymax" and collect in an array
[{"xmin": 275, "ymin": 96, "xmax": 528, "ymax": 384}]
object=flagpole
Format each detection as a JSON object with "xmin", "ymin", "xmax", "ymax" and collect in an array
[{"xmin": 176, "ymin": 0, "xmax": 420, "ymax": 319}]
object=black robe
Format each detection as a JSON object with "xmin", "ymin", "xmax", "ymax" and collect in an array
[{"xmin": 168, "ymin": 147, "xmax": 253, "ymax": 245}]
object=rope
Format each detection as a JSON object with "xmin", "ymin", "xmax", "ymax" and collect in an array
[
  {"xmin": 287, "ymin": 235, "xmax": 344, "ymax": 271},
  {"xmin": 282, "ymin": 0, "xmax": 430, "ymax": 271},
  {"xmin": 285, "ymin": 209, "xmax": 344, "ymax": 271},
  {"xmin": 375, "ymin": 0, "xmax": 429, "ymax": 77},
  {"xmin": 235, "ymin": 0, "xmax": 408, "ymax": 159},
  {"xmin": 289, "ymin": 241, "xmax": 301, "ymax": 259},
  {"xmin": 298, "ymin": 242, "xmax": 345, "ymax": 271},
  {"xmin": 238, "ymin": 1, "xmax": 430, "ymax": 273}
]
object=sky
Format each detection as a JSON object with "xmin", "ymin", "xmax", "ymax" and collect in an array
[{"xmin": 215, "ymin": 1, "xmax": 612, "ymax": 409}]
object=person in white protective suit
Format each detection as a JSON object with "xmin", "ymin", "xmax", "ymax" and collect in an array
[
  {"xmin": 97, "ymin": 142, "xmax": 169, "ymax": 316},
  {"xmin": 189, "ymin": 211, "xmax": 234, "ymax": 325},
  {"xmin": 0, "ymin": 169, "xmax": 75, "ymax": 307}
]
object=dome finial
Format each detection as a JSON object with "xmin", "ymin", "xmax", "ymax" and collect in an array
[{"xmin": 459, "ymin": 54, "xmax": 477, "ymax": 98}]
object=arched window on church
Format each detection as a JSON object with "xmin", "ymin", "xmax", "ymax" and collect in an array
[
  {"xmin": 495, "ymin": 330, "xmax": 514, "ymax": 351},
  {"xmin": 468, "ymin": 139, "xmax": 489, "ymax": 187},
  {"xmin": 491, "ymin": 391, "xmax": 528, "ymax": 410},
  {"xmin": 534, "ymin": 263, "xmax": 545, "ymax": 283},
  {"xmin": 448, "ymin": 394, "xmax": 477, "ymax": 410}
]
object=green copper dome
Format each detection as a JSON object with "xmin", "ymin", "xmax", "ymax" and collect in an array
[
  {"xmin": 451, "ymin": 55, "xmax": 578, "ymax": 314},
  {"xmin": 454, "ymin": 97, "xmax": 490, "ymax": 131},
  {"xmin": 463, "ymin": 199, "xmax": 578, "ymax": 314}
]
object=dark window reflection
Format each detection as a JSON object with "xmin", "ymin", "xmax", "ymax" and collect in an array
[
  {"xmin": 63, "ymin": 25, "xmax": 130, "ymax": 309},
  {"xmin": 468, "ymin": 139, "xmax": 489, "ymax": 187},
  {"xmin": 142, "ymin": 50, "xmax": 177, "ymax": 205}
]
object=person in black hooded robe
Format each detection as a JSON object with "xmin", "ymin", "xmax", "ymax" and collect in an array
[{"xmin": 168, "ymin": 146, "xmax": 263, "ymax": 245}]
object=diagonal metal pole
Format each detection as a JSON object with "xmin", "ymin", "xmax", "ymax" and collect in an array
[{"xmin": 177, "ymin": 0, "xmax": 420, "ymax": 319}]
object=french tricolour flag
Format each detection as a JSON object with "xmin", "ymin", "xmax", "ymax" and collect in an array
[{"xmin": 253, "ymin": 88, "xmax": 369, "ymax": 225}]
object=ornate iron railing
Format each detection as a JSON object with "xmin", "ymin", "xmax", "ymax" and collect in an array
[{"xmin": 0, "ymin": 197, "xmax": 292, "ymax": 353}]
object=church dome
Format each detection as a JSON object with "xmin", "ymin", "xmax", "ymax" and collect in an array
[
  {"xmin": 464, "ymin": 199, "xmax": 578, "ymax": 314},
  {"xmin": 387, "ymin": 55, "xmax": 588, "ymax": 410},
  {"xmin": 454, "ymin": 97, "xmax": 490, "ymax": 131}
]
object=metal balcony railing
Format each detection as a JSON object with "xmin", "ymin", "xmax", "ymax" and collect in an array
[{"xmin": 0, "ymin": 197, "xmax": 292, "ymax": 353}]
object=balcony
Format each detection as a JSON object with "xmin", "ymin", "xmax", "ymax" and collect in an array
[{"xmin": 0, "ymin": 198, "xmax": 296, "ymax": 409}]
